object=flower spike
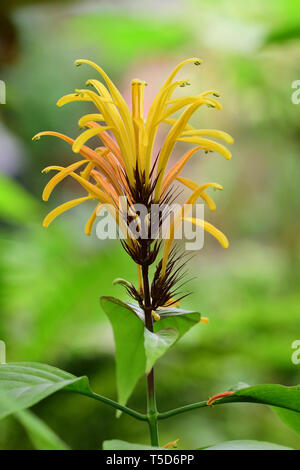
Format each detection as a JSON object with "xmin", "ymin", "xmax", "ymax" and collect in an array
[{"xmin": 36, "ymin": 58, "xmax": 232, "ymax": 309}]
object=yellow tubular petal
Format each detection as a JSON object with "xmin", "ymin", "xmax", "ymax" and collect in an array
[
  {"xmin": 161, "ymin": 146, "xmax": 202, "ymax": 193},
  {"xmin": 157, "ymin": 97, "xmax": 221, "ymax": 125},
  {"xmin": 72, "ymin": 126, "xmax": 111, "ymax": 153},
  {"xmin": 85, "ymin": 203, "xmax": 103, "ymax": 235},
  {"xmin": 144, "ymin": 58, "xmax": 202, "ymax": 176},
  {"xmin": 161, "ymin": 184, "xmax": 222, "ymax": 274},
  {"xmin": 147, "ymin": 58, "xmax": 202, "ymax": 124},
  {"xmin": 42, "ymin": 160, "xmax": 88, "ymax": 201},
  {"xmin": 176, "ymin": 177, "xmax": 223, "ymax": 211},
  {"xmin": 175, "ymin": 177, "xmax": 222, "ymax": 192},
  {"xmin": 69, "ymin": 173, "xmax": 113, "ymax": 203},
  {"xmin": 86, "ymin": 78, "xmax": 136, "ymax": 167},
  {"xmin": 156, "ymin": 100, "xmax": 213, "ymax": 199},
  {"xmin": 183, "ymin": 217, "xmax": 229, "ymax": 248},
  {"xmin": 43, "ymin": 196, "xmax": 92, "ymax": 227},
  {"xmin": 178, "ymin": 137, "xmax": 232, "ymax": 160},
  {"xmin": 56, "ymin": 93, "xmax": 93, "ymax": 107},
  {"xmin": 80, "ymin": 161, "xmax": 95, "ymax": 180},
  {"xmin": 131, "ymin": 79, "xmax": 147, "ymax": 170},
  {"xmin": 45, "ymin": 166, "xmax": 114, "ymax": 204},
  {"xmin": 131, "ymin": 79, "xmax": 146, "ymax": 122},
  {"xmin": 77, "ymin": 88, "xmax": 134, "ymax": 180},
  {"xmin": 78, "ymin": 114, "xmax": 105, "ymax": 128},
  {"xmin": 181, "ymin": 129, "xmax": 234, "ymax": 144},
  {"xmin": 74, "ymin": 59, "xmax": 136, "ymax": 162},
  {"xmin": 33, "ymin": 131, "xmax": 74, "ymax": 144}
]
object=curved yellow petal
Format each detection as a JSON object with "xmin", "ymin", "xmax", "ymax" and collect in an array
[
  {"xmin": 144, "ymin": 58, "xmax": 202, "ymax": 177},
  {"xmin": 156, "ymin": 100, "xmax": 213, "ymax": 198},
  {"xmin": 157, "ymin": 97, "xmax": 221, "ymax": 126},
  {"xmin": 183, "ymin": 217, "xmax": 229, "ymax": 248},
  {"xmin": 181, "ymin": 129, "xmax": 234, "ymax": 144},
  {"xmin": 176, "ymin": 177, "xmax": 223, "ymax": 211},
  {"xmin": 178, "ymin": 137, "xmax": 232, "ymax": 160},
  {"xmin": 74, "ymin": 59, "xmax": 136, "ymax": 160},
  {"xmin": 161, "ymin": 146, "xmax": 202, "ymax": 194},
  {"xmin": 72, "ymin": 126, "xmax": 111, "ymax": 153},
  {"xmin": 57, "ymin": 93, "xmax": 93, "ymax": 107},
  {"xmin": 85, "ymin": 203, "xmax": 103, "ymax": 235},
  {"xmin": 78, "ymin": 114, "xmax": 105, "ymax": 128},
  {"xmin": 43, "ymin": 196, "xmax": 92, "ymax": 227},
  {"xmin": 76, "ymin": 88, "xmax": 134, "ymax": 180},
  {"xmin": 42, "ymin": 160, "xmax": 88, "ymax": 201},
  {"xmin": 161, "ymin": 184, "xmax": 221, "ymax": 273}
]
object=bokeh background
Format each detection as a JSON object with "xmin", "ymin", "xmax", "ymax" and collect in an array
[{"xmin": 0, "ymin": 0, "xmax": 300, "ymax": 450}]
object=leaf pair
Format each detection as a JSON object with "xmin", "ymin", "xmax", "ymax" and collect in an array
[{"xmin": 100, "ymin": 296, "xmax": 202, "ymax": 408}]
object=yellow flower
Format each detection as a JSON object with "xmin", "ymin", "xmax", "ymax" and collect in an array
[{"xmin": 33, "ymin": 58, "xmax": 233, "ymax": 276}]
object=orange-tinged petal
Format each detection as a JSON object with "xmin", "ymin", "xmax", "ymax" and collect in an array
[{"xmin": 161, "ymin": 146, "xmax": 202, "ymax": 194}]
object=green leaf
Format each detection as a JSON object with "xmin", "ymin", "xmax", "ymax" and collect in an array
[
  {"xmin": 218, "ymin": 383, "xmax": 300, "ymax": 413},
  {"xmin": 0, "ymin": 361, "xmax": 146, "ymax": 422},
  {"xmin": 273, "ymin": 406, "xmax": 300, "ymax": 437},
  {"xmin": 15, "ymin": 410, "xmax": 70, "ymax": 450},
  {"xmin": 0, "ymin": 388, "xmax": 70, "ymax": 449},
  {"xmin": 126, "ymin": 302, "xmax": 201, "ymax": 340},
  {"xmin": 101, "ymin": 297, "xmax": 179, "ymax": 407},
  {"xmin": 154, "ymin": 308, "xmax": 201, "ymax": 340},
  {"xmin": 204, "ymin": 440, "xmax": 292, "ymax": 450},
  {"xmin": 100, "ymin": 297, "xmax": 146, "ymax": 409},
  {"xmin": 0, "ymin": 362, "xmax": 91, "ymax": 420},
  {"xmin": 144, "ymin": 328, "xmax": 178, "ymax": 374},
  {"xmin": 103, "ymin": 439, "xmax": 161, "ymax": 450}
]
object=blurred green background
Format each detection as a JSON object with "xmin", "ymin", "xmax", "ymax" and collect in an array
[{"xmin": 0, "ymin": 0, "xmax": 300, "ymax": 450}]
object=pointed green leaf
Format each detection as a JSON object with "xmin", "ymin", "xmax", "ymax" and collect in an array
[
  {"xmin": 0, "ymin": 362, "xmax": 91, "ymax": 420},
  {"xmin": 100, "ymin": 297, "xmax": 146, "ymax": 408},
  {"xmin": 103, "ymin": 439, "xmax": 162, "ymax": 450},
  {"xmin": 126, "ymin": 302, "xmax": 202, "ymax": 340},
  {"xmin": 213, "ymin": 383, "xmax": 300, "ymax": 413},
  {"xmin": 204, "ymin": 440, "xmax": 292, "ymax": 450},
  {"xmin": 144, "ymin": 328, "xmax": 178, "ymax": 374},
  {"xmin": 154, "ymin": 309, "xmax": 201, "ymax": 340},
  {"xmin": 101, "ymin": 298, "xmax": 183, "ymax": 404}
]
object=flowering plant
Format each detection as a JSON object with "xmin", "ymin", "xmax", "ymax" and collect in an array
[{"xmin": 0, "ymin": 59, "xmax": 299, "ymax": 451}]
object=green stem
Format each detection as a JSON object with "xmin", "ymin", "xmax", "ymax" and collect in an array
[
  {"xmin": 158, "ymin": 401, "xmax": 207, "ymax": 420},
  {"xmin": 76, "ymin": 390, "xmax": 147, "ymax": 421},
  {"xmin": 142, "ymin": 264, "xmax": 159, "ymax": 447}
]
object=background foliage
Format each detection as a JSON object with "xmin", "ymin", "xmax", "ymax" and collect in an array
[{"xmin": 0, "ymin": 0, "xmax": 300, "ymax": 450}]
